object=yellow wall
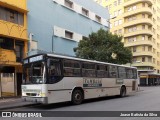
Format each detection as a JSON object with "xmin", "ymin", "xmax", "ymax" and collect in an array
[
  {"xmin": 0, "ymin": 0, "xmax": 28, "ymax": 66},
  {"xmin": 0, "ymin": 0, "xmax": 27, "ymax": 10}
]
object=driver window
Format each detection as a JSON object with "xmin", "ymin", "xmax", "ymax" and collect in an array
[{"xmin": 48, "ymin": 59, "xmax": 62, "ymax": 84}]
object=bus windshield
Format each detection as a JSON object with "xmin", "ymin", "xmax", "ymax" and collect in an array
[{"xmin": 23, "ymin": 62, "xmax": 46, "ymax": 84}]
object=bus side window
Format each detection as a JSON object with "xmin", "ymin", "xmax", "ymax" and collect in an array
[
  {"xmin": 63, "ymin": 60, "xmax": 81, "ymax": 77},
  {"xmin": 48, "ymin": 59, "xmax": 62, "ymax": 84},
  {"xmin": 97, "ymin": 64, "xmax": 108, "ymax": 78},
  {"xmin": 118, "ymin": 67, "xmax": 126, "ymax": 79},
  {"xmin": 133, "ymin": 69, "xmax": 137, "ymax": 79},
  {"xmin": 82, "ymin": 63, "xmax": 96, "ymax": 77},
  {"xmin": 109, "ymin": 65, "xmax": 118, "ymax": 78},
  {"xmin": 126, "ymin": 68, "xmax": 133, "ymax": 79}
]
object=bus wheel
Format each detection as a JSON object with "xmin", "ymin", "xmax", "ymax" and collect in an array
[
  {"xmin": 72, "ymin": 89, "xmax": 83, "ymax": 105},
  {"xmin": 120, "ymin": 86, "xmax": 126, "ymax": 97}
]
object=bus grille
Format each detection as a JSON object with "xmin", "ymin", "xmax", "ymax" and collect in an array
[{"xmin": 26, "ymin": 93, "xmax": 37, "ymax": 96}]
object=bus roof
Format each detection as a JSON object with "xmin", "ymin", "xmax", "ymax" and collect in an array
[
  {"xmin": 45, "ymin": 54, "xmax": 137, "ymax": 69},
  {"xmin": 24, "ymin": 53, "xmax": 136, "ymax": 69}
]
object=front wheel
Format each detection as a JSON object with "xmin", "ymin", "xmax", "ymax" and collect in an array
[
  {"xmin": 72, "ymin": 89, "xmax": 83, "ymax": 105},
  {"xmin": 120, "ymin": 87, "xmax": 126, "ymax": 97}
]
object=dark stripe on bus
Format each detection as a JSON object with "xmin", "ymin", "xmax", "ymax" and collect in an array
[{"xmin": 48, "ymin": 86, "xmax": 132, "ymax": 91}]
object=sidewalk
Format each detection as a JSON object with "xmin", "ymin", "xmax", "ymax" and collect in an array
[{"xmin": 0, "ymin": 97, "xmax": 37, "ymax": 110}]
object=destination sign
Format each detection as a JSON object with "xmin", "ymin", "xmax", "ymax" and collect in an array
[
  {"xmin": 29, "ymin": 55, "xmax": 43, "ymax": 63},
  {"xmin": 23, "ymin": 59, "xmax": 28, "ymax": 64}
]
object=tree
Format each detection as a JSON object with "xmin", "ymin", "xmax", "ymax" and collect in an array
[{"xmin": 74, "ymin": 29, "xmax": 132, "ymax": 64}]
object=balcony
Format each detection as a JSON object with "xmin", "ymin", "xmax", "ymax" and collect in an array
[
  {"xmin": 124, "ymin": 40, "xmax": 153, "ymax": 47},
  {"xmin": 132, "ymin": 62, "xmax": 155, "ymax": 67},
  {"xmin": 132, "ymin": 51, "xmax": 153, "ymax": 57},
  {"xmin": 0, "ymin": 49, "xmax": 21, "ymax": 66},
  {"xmin": 123, "ymin": 7, "xmax": 152, "ymax": 18},
  {"xmin": 124, "ymin": 29, "xmax": 153, "ymax": 37},
  {"xmin": 124, "ymin": 0, "xmax": 153, "ymax": 7},
  {"xmin": 123, "ymin": 18, "xmax": 153, "ymax": 28}
]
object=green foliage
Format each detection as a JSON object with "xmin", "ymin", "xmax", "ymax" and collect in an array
[{"xmin": 74, "ymin": 29, "xmax": 132, "ymax": 64}]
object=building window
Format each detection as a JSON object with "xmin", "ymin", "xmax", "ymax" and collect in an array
[
  {"xmin": 128, "ymin": 7, "xmax": 132, "ymax": 12},
  {"xmin": 114, "ymin": 1, "xmax": 117, "ymax": 6},
  {"xmin": 65, "ymin": 30, "xmax": 73, "ymax": 39},
  {"xmin": 118, "ymin": 9, "xmax": 122, "ymax": 15},
  {"xmin": 148, "ymin": 57, "xmax": 152, "ymax": 62},
  {"xmin": 142, "ymin": 35, "xmax": 145, "ymax": 40},
  {"xmin": 142, "ymin": 46, "xmax": 145, "ymax": 51},
  {"xmin": 118, "ymin": 0, "xmax": 122, "ymax": 5},
  {"xmin": 128, "ymin": 27, "xmax": 132, "ymax": 32},
  {"xmin": 15, "ymin": 41, "xmax": 24, "ymax": 62},
  {"xmin": 142, "ymin": 25, "xmax": 145, "ymax": 30},
  {"xmin": 142, "ymin": 3, "xmax": 145, "ymax": 7},
  {"xmin": 128, "ymin": 37, "xmax": 132, "ymax": 42},
  {"xmin": 0, "ymin": 6, "xmax": 24, "ymax": 25},
  {"xmin": 95, "ymin": 15, "xmax": 101, "ymax": 23},
  {"xmin": 82, "ymin": 8, "xmax": 89, "ymax": 17},
  {"xmin": 133, "ymin": 6, "xmax": 137, "ymax": 10},
  {"xmin": 132, "ymin": 57, "xmax": 137, "ymax": 63},
  {"xmin": 0, "ymin": 37, "xmax": 14, "ymax": 50},
  {"xmin": 142, "ymin": 57, "xmax": 145, "ymax": 62},
  {"xmin": 64, "ymin": 0, "xmax": 73, "ymax": 9},
  {"xmin": 142, "ymin": 14, "xmax": 145, "ymax": 18},
  {"xmin": 114, "ymin": 20, "xmax": 118, "ymax": 26},
  {"xmin": 118, "ymin": 29, "xmax": 122, "ymax": 34},
  {"xmin": 133, "ymin": 37, "xmax": 136, "ymax": 42},
  {"xmin": 148, "ymin": 46, "xmax": 152, "ymax": 51},
  {"xmin": 133, "ymin": 46, "xmax": 137, "ymax": 52},
  {"xmin": 119, "ymin": 19, "xmax": 122, "ymax": 25},
  {"xmin": 133, "ymin": 26, "xmax": 137, "ymax": 31}
]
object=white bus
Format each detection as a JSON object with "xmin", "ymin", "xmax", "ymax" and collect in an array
[{"xmin": 22, "ymin": 54, "xmax": 138, "ymax": 105}]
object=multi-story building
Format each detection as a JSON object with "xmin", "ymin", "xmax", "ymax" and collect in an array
[
  {"xmin": 27, "ymin": 0, "xmax": 109, "ymax": 56},
  {"xmin": 0, "ymin": 0, "xmax": 28, "ymax": 97},
  {"xmin": 96, "ymin": 0, "xmax": 160, "ymax": 86}
]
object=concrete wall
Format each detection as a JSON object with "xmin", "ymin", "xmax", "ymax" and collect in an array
[{"xmin": 27, "ymin": 0, "xmax": 109, "ymax": 56}]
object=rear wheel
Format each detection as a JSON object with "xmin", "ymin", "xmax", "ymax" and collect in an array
[
  {"xmin": 72, "ymin": 89, "xmax": 83, "ymax": 105},
  {"xmin": 120, "ymin": 86, "xmax": 126, "ymax": 97}
]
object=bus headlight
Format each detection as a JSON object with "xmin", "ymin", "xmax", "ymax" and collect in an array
[
  {"xmin": 22, "ymin": 92, "xmax": 26, "ymax": 96},
  {"xmin": 40, "ymin": 93, "xmax": 46, "ymax": 97}
]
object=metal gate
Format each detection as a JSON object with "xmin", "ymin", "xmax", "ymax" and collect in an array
[{"xmin": 0, "ymin": 73, "xmax": 15, "ymax": 97}]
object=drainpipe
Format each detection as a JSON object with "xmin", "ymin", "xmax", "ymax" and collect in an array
[{"xmin": 29, "ymin": 33, "xmax": 34, "ymax": 54}]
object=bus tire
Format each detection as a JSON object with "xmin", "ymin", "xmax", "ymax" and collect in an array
[
  {"xmin": 72, "ymin": 89, "xmax": 83, "ymax": 105},
  {"xmin": 120, "ymin": 86, "xmax": 126, "ymax": 97}
]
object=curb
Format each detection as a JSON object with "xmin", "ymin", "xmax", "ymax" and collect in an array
[{"xmin": 0, "ymin": 103, "xmax": 39, "ymax": 110}]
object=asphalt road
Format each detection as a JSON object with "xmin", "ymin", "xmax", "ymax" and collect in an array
[{"xmin": 2, "ymin": 86, "xmax": 160, "ymax": 120}]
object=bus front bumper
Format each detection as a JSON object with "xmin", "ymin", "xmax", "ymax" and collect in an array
[{"xmin": 22, "ymin": 97, "xmax": 48, "ymax": 104}]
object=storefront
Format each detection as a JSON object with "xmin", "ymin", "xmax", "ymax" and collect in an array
[
  {"xmin": 139, "ymin": 72, "xmax": 160, "ymax": 86},
  {"xmin": 0, "ymin": 64, "xmax": 22, "ymax": 97}
]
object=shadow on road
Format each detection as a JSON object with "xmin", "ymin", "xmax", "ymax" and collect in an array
[{"xmin": 29, "ymin": 95, "xmax": 130, "ymax": 110}]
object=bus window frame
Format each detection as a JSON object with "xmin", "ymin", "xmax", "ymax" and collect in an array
[
  {"xmin": 96, "ymin": 64, "xmax": 109, "ymax": 78},
  {"xmin": 63, "ymin": 59, "xmax": 81, "ymax": 77},
  {"xmin": 22, "ymin": 59, "xmax": 47, "ymax": 84},
  {"xmin": 82, "ymin": 62, "xmax": 96, "ymax": 77},
  {"xmin": 108, "ymin": 65, "xmax": 118, "ymax": 78},
  {"xmin": 46, "ymin": 57, "xmax": 63, "ymax": 84}
]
